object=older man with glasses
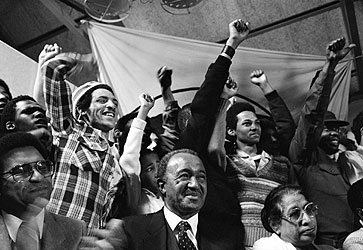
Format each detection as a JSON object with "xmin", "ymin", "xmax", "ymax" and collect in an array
[{"xmin": 0, "ymin": 132, "xmax": 121, "ymax": 250}]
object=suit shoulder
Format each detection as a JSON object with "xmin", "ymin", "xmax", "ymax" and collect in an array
[
  {"xmin": 48, "ymin": 212, "xmax": 86, "ymax": 233},
  {"xmin": 123, "ymin": 211, "xmax": 161, "ymax": 230}
]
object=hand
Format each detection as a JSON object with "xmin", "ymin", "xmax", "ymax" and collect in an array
[
  {"xmin": 28, "ymin": 127, "xmax": 52, "ymax": 151},
  {"xmin": 250, "ymin": 70, "xmax": 268, "ymax": 87},
  {"xmin": 250, "ymin": 70, "xmax": 274, "ymax": 95},
  {"xmin": 157, "ymin": 66, "xmax": 173, "ymax": 90},
  {"xmin": 80, "ymin": 219, "xmax": 126, "ymax": 250},
  {"xmin": 221, "ymin": 76, "xmax": 238, "ymax": 99},
  {"xmin": 226, "ymin": 19, "xmax": 250, "ymax": 49},
  {"xmin": 139, "ymin": 93, "xmax": 155, "ymax": 110},
  {"xmin": 326, "ymin": 37, "xmax": 356, "ymax": 63},
  {"xmin": 38, "ymin": 43, "xmax": 62, "ymax": 66}
]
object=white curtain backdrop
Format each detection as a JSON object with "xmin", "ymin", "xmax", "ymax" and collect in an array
[
  {"xmin": 87, "ymin": 21, "xmax": 352, "ymax": 121},
  {"xmin": 0, "ymin": 40, "xmax": 37, "ymax": 97}
]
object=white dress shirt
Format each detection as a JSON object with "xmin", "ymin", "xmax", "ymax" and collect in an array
[
  {"xmin": 163, "ymin": 206, "xmax": 199, "ymax": 249},
  {"xmin": 2, "ymin": 209, "xmax": 45, "ymax": 242}
]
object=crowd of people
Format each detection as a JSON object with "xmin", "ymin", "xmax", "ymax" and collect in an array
[{"xmin": 0, "ymin": 18, "xmax": 362, "ymax": 250}]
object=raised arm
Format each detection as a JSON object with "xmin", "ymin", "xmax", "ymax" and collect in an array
[
  {"xmin": 157, "ymin": 66, "xmax": 180, "ymax": 157},
  {"xmin": 33, "ymin": 43, "xmax": 62, "ymax": 109},
  {"xmin": 208, "ymin": 77, "xmax": 238, "ymax": 171},
  {"xmin": 176, "ymin": 19, "xmax": 250, "ymax": 153},
  {"xmin": 119, "ymin": 93, "xmax": 154, "ymax": 212},
  {"xmin": 41, "ymin": 52, "xmax": 97, "ymax": 132},
  {"xmin": 289, "ymin": 37, "xmax": 355, "ymax": 163},
  {"xmin": 250, "ymin": 70, "xmax": 295, "ymax": 157}
]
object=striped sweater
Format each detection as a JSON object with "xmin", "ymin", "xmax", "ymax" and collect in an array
[{"xmin": 226, "ymin": 151, "xmax": 293, "ymax": 247}]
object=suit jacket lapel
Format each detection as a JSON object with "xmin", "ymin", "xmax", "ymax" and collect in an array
[
  {"xmin": 0, "ymin": 215, "xmax": 12, "ymax": 250},
  {"xmin": 143, "ymin": 210, "xmax": 179, "ymax": 250},
  {"xmin": 42, "ymin": 211, "xmax": 67, "ymax": 250}
]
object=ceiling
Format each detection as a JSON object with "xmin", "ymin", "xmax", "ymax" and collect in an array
[{"xmin": 1, "ymin": 0, "xmax": 363, "ymax": 96}]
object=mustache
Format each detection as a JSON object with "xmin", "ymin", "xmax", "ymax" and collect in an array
[
  {"xmin": 184, "ymin": 189, "xmax": 203, "ymax": 196},
  {"xmin": 26, "ymin": 184, "xmax": 51, "ymax": 192}
]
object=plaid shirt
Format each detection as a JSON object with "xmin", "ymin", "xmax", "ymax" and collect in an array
[{"xmin": 43, "ymin": 55, "xmax": 122, "ymax": 229}]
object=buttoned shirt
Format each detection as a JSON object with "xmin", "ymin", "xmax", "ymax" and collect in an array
[
  {"xmin": 2, "ymin": 209, "xmax": 44, "ymax": 242},
  {"xmin": 43, "ymin": 56, "xmax": 122, "ymax": 229},
  {"xmin": 235, "ymin": 149, "xmax": 271, "ymax": 171},
  {"xmin": 164, "ymin": 206, "xmax": 199, "ymax": 249}
]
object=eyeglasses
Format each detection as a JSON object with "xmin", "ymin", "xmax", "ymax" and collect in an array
[
  {"xmin": 0, "ymin": 160, "xmax": 53, "ymax": 183},
  {"xmin": 281, "ymin": 202, "xmax": 319, "ymax": 224}
]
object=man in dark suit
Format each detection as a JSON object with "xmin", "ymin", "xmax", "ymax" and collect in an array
[
  {"xmin": 0, "ymin": 132, "xmax": 118, "ymax": 250},
  {"xmin": 117, "ymin": 148, "xmax": 245, "ymax": 250}
]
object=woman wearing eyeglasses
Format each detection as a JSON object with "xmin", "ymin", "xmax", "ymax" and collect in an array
[{"xmin": 253, "ymin": 185, "xmax": 335, "ymax": 250}]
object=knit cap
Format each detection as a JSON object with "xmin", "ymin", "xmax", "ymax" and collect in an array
[{"xmin": 72, "ymin": 81, "xmax": 114, "ymax": 117}]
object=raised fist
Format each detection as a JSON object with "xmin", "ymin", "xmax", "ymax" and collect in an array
[{"xmin": 157, "ymin": 66, "xmax": 173, "ymax": 90}]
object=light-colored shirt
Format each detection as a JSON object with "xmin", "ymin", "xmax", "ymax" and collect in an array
[
  {"xmin": 163, "ymin": 206, "xmax": 199, "ymax": 249},
  {"xmin": 236, "ymin": 149, "xmax": 271, "ymax": 170},
  {"xmin": 136, "ymin": 188, "xmax": 164, "ymax": 215},
  {"xmin": 253, "ymin": 233, "xmax": 296, "ymax": 250},
  {"xmin": 2, "ymin": 209, "xmax": 45, "ymax": 242}
]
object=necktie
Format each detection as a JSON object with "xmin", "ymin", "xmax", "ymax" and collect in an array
[
  {"xmin": 175, "ymin": 221, "xmax": 197, "ymax": 250},
  {"xmin": 15, "ymin": 221, "xmax": 40, "ymax": 250}
]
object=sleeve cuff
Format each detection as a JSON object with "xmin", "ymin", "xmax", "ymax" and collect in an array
[
  {"xmin": 164, "ymin": 100, "xmax": 179, "ymax": 111},
  {"xmin": 216, "ymin": 55, "xmax": 232, "ymax": 67},
  {"xmin": 131, "ymin": 118, "xmax": 147, "ymax": 130},
  {"xmin": 265, "ymin": 90, "xmax": 278, "ymax": 101}
]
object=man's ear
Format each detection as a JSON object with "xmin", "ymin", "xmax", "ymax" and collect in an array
[
  {"xmin": 157, "ymin": 179, "xmax": 166, "ymax": 197},
  {"xmin": 5, "ymin": 121, "xmax": 15, "ymax": 131},
  {"xmin": 227, "ymin": 128, "xmax": 236, "ymax": 137}
]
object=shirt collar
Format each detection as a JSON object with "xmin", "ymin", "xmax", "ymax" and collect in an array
[
  {"xmin": 236, "ymin": 149, "xmax": 271, "ymax": 160},
  {"xmin": 2, "ymin": 208, "xmax": 45, "ymax": 242},
  {"xmin": 163, "ymin": 206, "xmax": 198, "ymax": 236}
]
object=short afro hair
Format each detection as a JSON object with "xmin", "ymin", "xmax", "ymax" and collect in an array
[
  {"xmin": 0, "ymin": 132, "xmax": 48, "ymax": 172},
  {"xmin": 352, "ymin": 111, "xmax": 363, "ymax": 145},
  {"xmin": 0, "ymin": 95, "xmax": 36, "ymax": 133},
  {"xmin": 0, "ymin": 79, "xmax": 12, "ymax": 100},
  {"xmin": 226, "ymin": 102, "xmax": 255, "ymax": 130},
  {"xmin": 156, "ymin": 148, "xmax": 199, "ymax": 181},
  {"xmin": 347, "ymin": 178, "xmax": 363, "ymax": 218}
]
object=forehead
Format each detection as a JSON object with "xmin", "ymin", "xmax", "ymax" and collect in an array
[
  {"xmin": 0, "ymin": 146, "xmax": 44, "ymax": 173},
  {"xmin": 91, "ymin": 88, "xmax": 116, "ymax": 99},
  {"xmin": 281, "ymin": 193, "xmax": 307, "ymax": 211},
  {"xmin": 236, "ymin": 111, "xmax": 258, "ymax": 122},
  {"xmin": 140, "ymin": 151, "xmax": 159, "ymax": 164},
  {"xmin": 15, "ymin": 99, "xmax": 41, "ymax": 110},
  {"xmin": 167, "ymin": 152, "xmax": 205, "ymax": 174}
]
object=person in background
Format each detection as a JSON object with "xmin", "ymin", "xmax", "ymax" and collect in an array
[
  {"xmin": 289, "ymin": 37, "xmax": 357, "ymax": 248},
  {"xmin": 343, "ymin": 178, "xmax": 363, "ymax": 250},
  {"xmin": 249, "ymin": 70, "xmax": 295, "ymax": 158},
  {"xmin": 119, "ymin": 93, "xmax": 164, "ymax": 215},
  {"xmin": 174, "ymin": 19, "xmax": 250, "ymax": 229},
  {"xmin": 337, "ymin": 111, "xmax": 363, "ymax": 185},
  {"xmin": 208, "ymin": 71, "xmax": 296, "ymax": 248},
  {"xmin": 253, "ymin": 184, "xmax": 335, "ymax": 250},
  {"xmin": 0, "ymin": 95, "xmax": 53, "ymax": 157},
  {"xmin": 0, "ymin": 79, "xmax": 12, "ymax": 114}
]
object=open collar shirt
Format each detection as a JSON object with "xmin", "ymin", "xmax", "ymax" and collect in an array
[
  {"xmin": 2, "ymin": 209, "xmax": 45, "ymax": 242},
  {"xmin": 43, "ymin": 56, "xmax": 122, "ymax": 229}
]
